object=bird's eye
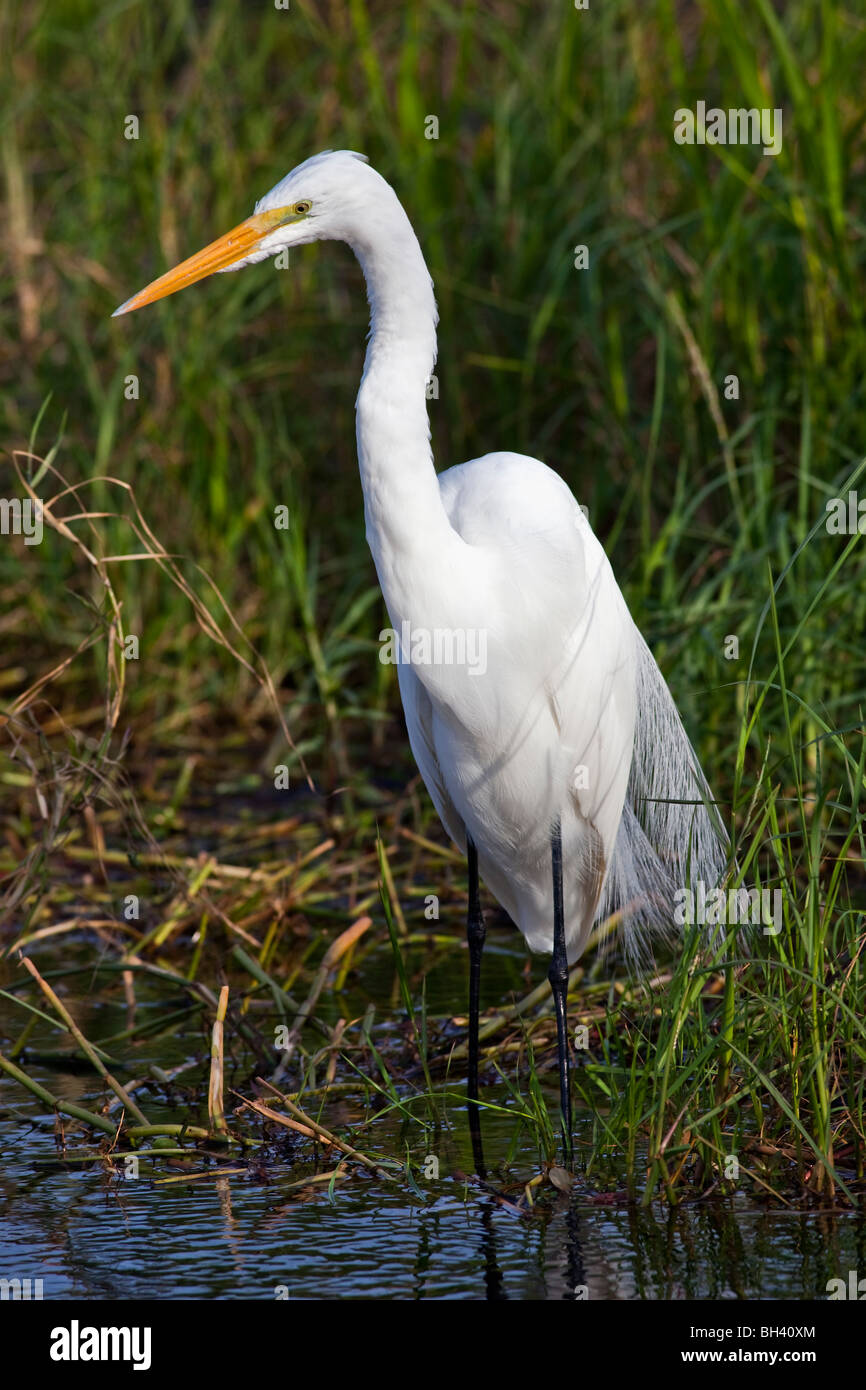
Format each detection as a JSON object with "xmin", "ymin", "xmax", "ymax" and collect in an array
[{"xmin": 293, "ymin": 200, "xmax": 312, "ymax": 215}]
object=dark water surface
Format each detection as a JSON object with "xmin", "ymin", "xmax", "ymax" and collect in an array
[
  {"xmin": 3, "ymin": 1117, "xmax": 864, "ymax": 1300},
  {"xmin": 1, "ymin": 935, "xmax": 863, "ymax": 1301},
  {"xmin": 4, "ymin": 1138, "xmax": 865, "ymax": 1301}
]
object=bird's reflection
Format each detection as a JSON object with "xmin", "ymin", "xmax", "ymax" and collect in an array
[{"xmin": 478, "ymin": 1201, "xmax": 507, "ymax": 1300}]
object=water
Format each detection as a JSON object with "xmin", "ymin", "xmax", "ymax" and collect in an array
[
  {"xmin": 1, "ymin": 934, "xmax": 863, "ymax": 1300},
  {"xmin": 3, "ymin": 1127, "xmax": 863, "ymax": 1299}
]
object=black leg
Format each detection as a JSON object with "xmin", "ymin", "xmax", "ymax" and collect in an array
[
  {"xmin": 549, "ymin": 816, "xmax": 573, "ymax": 1163},
  {"xmin": 466, "ymin": 834, "xmax": 487, "ymax": 1175}
]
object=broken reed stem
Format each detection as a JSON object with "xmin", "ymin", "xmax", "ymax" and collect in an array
[
  {"xmin": 208, "ymin": 984, "xmax": 229, "ymax": 1133},
  {"xmin": 18, "ymin": 953, "xmax": 150, "ymax": 1125},
  {"xmin": 61, "ymin": 841, "xmax": 332, "ymax": 885},
  {"xmin": 244, "ymin": 1080, "xmax": 396, "ymax": 1180},
  {"xmin": 154, "ymin": 1165, "xmax": 352, "ymax": 1190},
  {"xmin": 243, "ymin": 1099, "xmax": 337, "ymax": 1145},
  {"xmin": 124, "ymin": 1123, "xmax": 247, "ymax": 1144}
]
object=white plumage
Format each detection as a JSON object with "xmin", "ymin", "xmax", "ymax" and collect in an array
[
  {"xmin": 114, "ymin": 150, "xmax": 728, "ymax": 1149},
  {"xmin": 396, "ymin": 453, "xmax": 726, "ymax": 964},
  {"xmin": 397, "ymin": 452, "xmax": 635, "ymax": 961}
]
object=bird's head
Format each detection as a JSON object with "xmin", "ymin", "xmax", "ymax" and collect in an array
[{"xmin": 112, "ymin": 149, "xmax": 381, "ymax": 317}]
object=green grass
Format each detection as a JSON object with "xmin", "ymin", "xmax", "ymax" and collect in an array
[{"xmin": 1, "ymin": 0, "xmax": 865, "ymax": 1205}]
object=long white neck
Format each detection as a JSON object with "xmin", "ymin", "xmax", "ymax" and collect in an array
[{"xmin": 351, "ymin": 200, "xmax": 457, "ymax": 624}]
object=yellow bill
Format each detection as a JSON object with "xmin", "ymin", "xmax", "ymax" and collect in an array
[{"xmin": 112, "ymin": 205, "xmax": 296, "ymax": 317}]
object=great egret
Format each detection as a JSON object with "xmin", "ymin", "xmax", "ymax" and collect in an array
[{"xmin": 114, "ymin": 150, "xmax": 727, "ymax": 1162}]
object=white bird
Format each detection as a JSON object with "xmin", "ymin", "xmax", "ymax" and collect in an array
[{"xmin": 114, "ymin": 150, "xmax": 727, "ymax": 1162}]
